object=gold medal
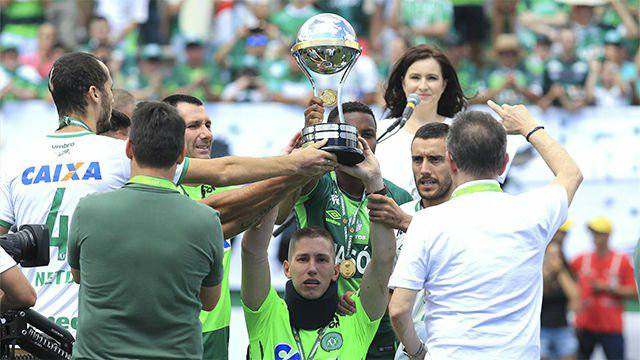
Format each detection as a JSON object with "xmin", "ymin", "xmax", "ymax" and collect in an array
[
  {"xmin": 339, "ymin": 258, "xmax": 356, "ymax": 278},
  {"xmin": 319, "ymin": 89, "xmax": 337, "ymax": 107}
]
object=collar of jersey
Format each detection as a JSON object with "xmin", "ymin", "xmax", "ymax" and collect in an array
[
  {"xmin": 127, "ymin": 175, "xmax": 177, "ymax": 191},
  {"xmin": 451, "ymin": 179, "xmax": 502, "ymax": 199},
  {"xmin": 47, "ymin": 131, "xmax": 93, "ymax": 138}
]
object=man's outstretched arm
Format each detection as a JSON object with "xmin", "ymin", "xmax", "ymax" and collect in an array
[
  {"xmin": 336, "ymin": 137, "xmax": 394, "ymax": 320},
  {"xmin": 241, "ymin": 207, "xmax": 278, "ymax": 311},
  {"xmin": 184, "ymin": 140, "xmax": 336, "ymax": 186},
  {"xmin": 199, "ymin": 175, "xmax": 308, "ymax": 239},
  {"xmin": 359, "ymin": 217, "xmax": 396, "ymax": 321}
]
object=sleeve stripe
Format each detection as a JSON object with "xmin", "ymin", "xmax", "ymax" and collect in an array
[
  {"xmin": 0, "ymin": 219, "xmax": 13, "ymax": 229},
  {"xmin": 177, "ymin": 157, "xmax": 190, "ymax": 185}
]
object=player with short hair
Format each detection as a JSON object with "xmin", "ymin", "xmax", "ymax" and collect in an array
[
  {"xmin": 164, "ymin": 93, "xmax": 314, "ymax": 359},
  {"xmin": 277, "ymin": 98, "xmax": 413, "ymax": 358},
  {"xmin": 242, "ymin": 139, "xmax": 398, "ymax": 359},
  {"xmin": 0, "ymin": 52, "xmax": 336, "ymax": 335}
]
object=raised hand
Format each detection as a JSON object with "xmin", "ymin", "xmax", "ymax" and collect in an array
[
  {"xmin": 367, "ymin": 195, "xmax": 412, "ymax": 232},
  {"xmin": 487, "ymin": 100, "xmax": 539, "ymax": 136},
  {"xmin": 303, "ymin": 96, "xmax": 325, "ymax": 127},
  {"xmin": 337, "ymin": 137, "xmax": 383, "ymax": 192}
]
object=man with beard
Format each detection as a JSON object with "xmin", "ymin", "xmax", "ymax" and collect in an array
[
  {"xmin": 277, "ymin": 99, "xmax": 413, "ymax": 358},
  {"xmin": 0, "ymin": 52, "xmax": 336, "ymax": 336},
  {"xmin": 334, "ymin": 122, "xmax": 453, "ymax": 359},
  {"xmin": 243, "ymin": 139, "xmax": 397, "ymax": 359},
  {"xmin": 389, "ymin": 103, "xmax": 582, "ymax": 359}
]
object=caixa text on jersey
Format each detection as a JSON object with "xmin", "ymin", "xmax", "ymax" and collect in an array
[{"xmin": 21, "ymin": 162, "xmax": 102, "ymax": 185}]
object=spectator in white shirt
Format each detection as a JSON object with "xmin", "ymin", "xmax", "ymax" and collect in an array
[{"xmin": 388, "ymin": 102, "xmax": 583, "ymax": 360}]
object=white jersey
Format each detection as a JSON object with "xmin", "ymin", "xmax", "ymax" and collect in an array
[
  {"xmin": 0, "ymin": 131, "xmax": 187, "ymax": 335},
  {"xmin": 394, "ymin": 199, "xmax": 428, "ymax": 360}
]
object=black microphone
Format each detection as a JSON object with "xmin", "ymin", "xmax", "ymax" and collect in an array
[{"xmin": 377, "ymin": 93, "xmax": 421, "ymax": 142}]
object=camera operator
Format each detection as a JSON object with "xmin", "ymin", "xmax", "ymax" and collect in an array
[{"xmin": 0, "ymin": 246, "xmax": 36, "ymax": 310}]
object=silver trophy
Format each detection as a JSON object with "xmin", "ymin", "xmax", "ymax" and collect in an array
[{"xmin": 291, "ymin": 13, "xmax": 364, "ymax": 165}]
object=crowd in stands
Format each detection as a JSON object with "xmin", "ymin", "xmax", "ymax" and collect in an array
[{"xmin": 0, "ymin": 0, "xmax": 639, "ymax": 109}]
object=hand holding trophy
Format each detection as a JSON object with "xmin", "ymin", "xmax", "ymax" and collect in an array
[{"xmin": 291, "ymin": 13, "xmax": 365, "ymax": 166}]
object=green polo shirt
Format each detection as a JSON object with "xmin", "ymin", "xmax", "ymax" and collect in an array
[
  {"xmin": 180, "ymin": 184, "xmax": 234, "ymax": 360},
  {"xmin": 243, "ymin": 288, "xmax": 380, "ymax": 359},
  {"xmin": 293, "ymin": 172, "xmax": 412, "ymax": 356},
  {"xmin": 68, "ymin": 176, "xmax": 224, "ymax": 360}
]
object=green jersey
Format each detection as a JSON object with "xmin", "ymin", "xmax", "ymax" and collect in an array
[
  {"xmin": 294, "ymin": 172, "xmax": 412, "ymax": 295},
  {"xmin": 293, "ymin": 172, "xmax": 412, "ymax": 357},
  {"xmin": 243, "ymin": 288, "xmax": 380, "ymax": 359},
  {"xmin": 180, "ymin": 184, "xmax": 234, "ymax": 360}
]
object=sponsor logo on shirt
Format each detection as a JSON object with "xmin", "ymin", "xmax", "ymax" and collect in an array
[
  {"xmin": 274, "ymin": 343, "xmax": 300, "ymax": 360},
  {"xmin": 21, "ymin": 162, "xmax": 102, "ymax": 185},
  {"xmin": 34, "ymin": 270, "xmax": 74, "ymax": 287}
]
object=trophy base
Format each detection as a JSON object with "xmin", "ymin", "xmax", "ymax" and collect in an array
[
  {"xmin": 301, "ymin": 123, "xmax": 365, "ymax": 166},
  {"xmin": 323, "ymin": 145, "xmax": 364, "ymax": 166}
]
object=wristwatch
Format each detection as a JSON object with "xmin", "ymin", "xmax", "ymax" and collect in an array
[{"xmin": 402, "ymin": 341, "xmax": 426, "ymax": 359}]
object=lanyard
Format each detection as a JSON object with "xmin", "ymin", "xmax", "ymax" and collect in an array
[
  {"xmin": 127, "ymin": 175, "xmax": 177, "ymax": 191},
  {"xmin": 414, "ymin": 200, "xmax": 425, "ymax": 212},
  {"xmin": 58, "ymin": 116, "xmax": 93, "ymax": 132},
  {"xmin": 450, "ymin": 182, "xmax": 502, "ymax": 199},
  {"xmin": 292, "ymin": 325, "xmax": 330, "ymax": 360},
  {"xmin": 330, "ymin": 172, "xmax": 365, "ymax": 261}
]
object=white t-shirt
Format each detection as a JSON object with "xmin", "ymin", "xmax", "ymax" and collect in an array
[
  {"xmin": 389, "ymin": 180, "xmax": 568, "ymax": 360},
  {"xmin": 394, "ymin": 199, "xmax": 429, "ymax": 360},
  {"xmin": 0, "ymin": 131, "xmax": 187, "ymax": 335},
  {"xmin": 0, "ymin": 246, "xmax": 16, "ymax": 274},
  {"xmin": 376, "ymin": 118, "xmax": 523, "ymax": 199}
]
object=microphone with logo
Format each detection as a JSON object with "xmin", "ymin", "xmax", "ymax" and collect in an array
[{"xmin": 377, "ymin": 93, "xmax": 421, "ymax": 142}]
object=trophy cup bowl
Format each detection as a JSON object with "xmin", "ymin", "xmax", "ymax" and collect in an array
[{"xmin": 291, "ymin": 13, "xmax": 365, "ymax": 166}]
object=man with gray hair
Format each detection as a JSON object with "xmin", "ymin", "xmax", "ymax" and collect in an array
[{"xmin": 388, "ymin": 101, "xmax": 583, "ymax": 359}]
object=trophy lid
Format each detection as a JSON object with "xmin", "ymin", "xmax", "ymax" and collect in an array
[
  {"xmin": 292, "ymin": 13, "xmax": 361, "ymax": 53},
  {"xmin": 291, "ymin": 13, "xmax": 362, "ymax": 75}
]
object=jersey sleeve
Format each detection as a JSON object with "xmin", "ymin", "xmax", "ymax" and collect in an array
[
  {"xmin": 619, "ymin": 255, "xmax": 636, "ymax": 290},
  {"xmin": 174, "ymin": 157, "xmax": 190, "ymax": 185},
  {"xmin": 0, "ymin": 177, "xmax": 14, "ymax": 229},
  {"xmin": 350, "ymin": 293, "xmax": 382, "ymax": 349},
  {"xmin": 519, "ymin": 184, "xmax": 569, "ymax": 246},
  {"xmin": 298, "ymin": 173, "xmax": 333, "ymax": 203},
  {"xmin": 386, "ymin": 179, "xmax": 413, "ymax": 205},
  {"xmin": 242, "ymin": 287, "xmax": 281, "ymax": 341},
  {"xmin": 295, "ymin": 173, "xmax": 333, "ymax": 228},
  {"xmin": 201, "ymin": 213, "xmax": 224, "ymax": 287},
  {"xmin": 0, "ymin": 246, "xmax": 17, "ymax": 274},
  {"xmin": 389, "ymin": 211, "xmax": 430, "ymax": 291}
]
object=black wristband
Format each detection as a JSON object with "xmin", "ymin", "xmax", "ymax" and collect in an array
[{"xmin": 525, "ymin": 126, "xmax": 544, "ymax": 142}]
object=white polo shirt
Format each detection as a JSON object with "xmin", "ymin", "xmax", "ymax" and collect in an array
[{"xmin": 389, "ymin": 180, "xmax": 568, "ymax": 360}]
